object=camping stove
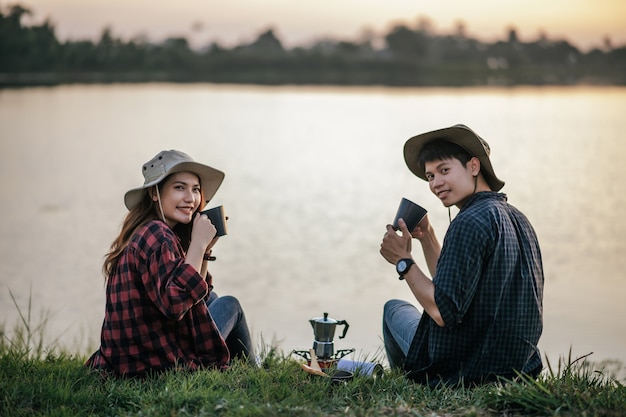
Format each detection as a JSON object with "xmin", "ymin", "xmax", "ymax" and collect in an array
[{"xmin": 292, "ymin": 312, "xmax": 355, "ymax": 369}]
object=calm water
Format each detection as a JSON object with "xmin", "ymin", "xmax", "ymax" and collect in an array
[{"xmin": 1, "ymin": 84, "xmax": 625, "ymax": 368}]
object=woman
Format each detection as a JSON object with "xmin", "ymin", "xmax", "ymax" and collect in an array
[{"xmin": 86, "ymin": 149, "xmax": 254, "ymax": 377}]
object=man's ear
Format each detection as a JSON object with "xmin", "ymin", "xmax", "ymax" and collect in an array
[{"xmin": 469, "ymin": 157, "xmax": 481, "ymax": 176}]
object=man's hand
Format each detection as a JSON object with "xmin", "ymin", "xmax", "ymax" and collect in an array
[
  {"xmin": 380, "ymin": 218, "xmax": 412, "ymax": 264},
  {"xmin": 410, "ymin": 215, "xmax": 431, "ymax": 240}
]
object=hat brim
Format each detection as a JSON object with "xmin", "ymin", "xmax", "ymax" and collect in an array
[
  {"xmin": 124, "ymin": 161, "xmax": 225, "ymax": 210},
  {"xmin": 403, "ymin": 125, "xmax": 505, "ymax": 191}
]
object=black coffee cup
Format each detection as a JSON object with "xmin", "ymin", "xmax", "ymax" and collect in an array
[
  {"xmin": 201, "ymin": 206, "xmax": 227, "ymax": 236},
  {"xmin": 330, "ymin": 370, "xmax": 353, "ymax": 384},
  {"xmin": 392, "ymin": 198, "xmax": 427, "ymax": 232}
]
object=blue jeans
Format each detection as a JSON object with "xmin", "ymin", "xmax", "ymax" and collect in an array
[
  {"xmin": 206, "ymin": 292, "xmax": 255, "ymax": 365},
  {"xmin": 382, "ymin": 299, "xmax": 422, "ymax": 369}
]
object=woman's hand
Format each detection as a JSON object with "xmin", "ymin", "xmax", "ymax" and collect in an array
[
  {"xmin": 185, "ymin": 212, "xmax": 218, "ymax": 274},
  {"xmin": 191, "ymin": 212, "xmax": 217, "ymax": 252},
  {"xmin": 204, "ymin": 215, "xmax": 227, "ymax": 256}
]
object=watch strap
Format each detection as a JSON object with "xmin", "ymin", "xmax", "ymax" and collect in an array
[{"xmin": 396, "ymin": 258, "xmax": 415, "ymax": 280}]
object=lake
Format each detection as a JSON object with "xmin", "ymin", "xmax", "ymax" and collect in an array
[{"xmin": 1, "ymin": 83, "xmax": 625, "ymax": 370}]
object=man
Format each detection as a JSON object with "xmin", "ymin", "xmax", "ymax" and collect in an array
[{"xmin": 380, "ymin": 124, "xmax": 543, "ymax": 386}]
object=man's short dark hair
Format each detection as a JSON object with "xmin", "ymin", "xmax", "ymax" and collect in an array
[{"xmin": 416, "ymin": 139, "xmax": 473, "ymax": 173}]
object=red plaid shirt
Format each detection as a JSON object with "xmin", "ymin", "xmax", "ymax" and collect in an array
[{"xmin": 86, "ymin": 220, "xmax": 229, "ymax": 377}]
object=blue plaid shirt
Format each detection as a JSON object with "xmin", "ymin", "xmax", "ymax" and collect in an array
[{"xmin": 405, "ymin": 192, "xmax": 544, "ymax": 386}]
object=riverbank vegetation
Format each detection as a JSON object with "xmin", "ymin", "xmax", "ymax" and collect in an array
[
  {"xmin": 1, "ymin": 3, "xmax": 626, "ymax": 88},
  {"xmin": 1, "ymin": 296, "xmax": 625, "ymax": 417}
]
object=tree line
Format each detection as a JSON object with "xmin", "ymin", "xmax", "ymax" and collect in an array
[{"xmin": 1, "ymin": 3, "xmax": 625, "ymax": 87}]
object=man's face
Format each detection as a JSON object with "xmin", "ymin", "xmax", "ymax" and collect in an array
[{"xmin": 424, "ymin": 157, "xmax": 478, "ymax": 208}]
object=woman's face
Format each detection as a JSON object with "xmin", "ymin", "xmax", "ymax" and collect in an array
[{"xmin": 154, "ymin": 172, "xmax": 202, "ymax": 228}]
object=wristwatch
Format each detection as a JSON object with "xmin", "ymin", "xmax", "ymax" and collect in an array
[{"xmin": 396, "ymin": 258, "xmax": 415, "ymax": 280}]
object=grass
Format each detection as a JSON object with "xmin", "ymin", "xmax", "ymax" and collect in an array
[{"xmin": 1, "ymin": 294, "xmax": 625, "ymax": 416}]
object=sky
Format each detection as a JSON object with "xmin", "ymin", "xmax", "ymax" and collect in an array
[{"xmin": 13, "ymin": 0, "xmax": 626, "ymax": 51}]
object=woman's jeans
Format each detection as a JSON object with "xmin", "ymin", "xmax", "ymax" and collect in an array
[
  {"xmin": 382, "ymin": 299, "xmax": 422, "ymax": 369},
  {"xmin": 206, "ymin": 291, "xmax": 256, "ymax": 365}
]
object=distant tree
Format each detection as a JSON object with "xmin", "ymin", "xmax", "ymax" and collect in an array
[
  {"xmin": 454, "ymin": 21, "xmax": 467, "ymax": 39},
  {"xmin": 242, "ymin": 28, "xmax": 284, "ymax": 55},
  {"xmin": 1, "ymin": 2, "xmax": 625, "ymax": 86},
  {"xmin": 3, "ymin": 3, "xmax": 31, "ymax": 23},
  {"xmin": 508, "ymin": 27, "xmax": 519, "ymax": 44},
  {"xmin": 414, "ymin": 16, "xmax": 435, "ymax": 34},
  {"xmin": 0, "ymin": 4, "xmax": 60, "ymax": 71},
  {"xmin": 385, "ymin": 24, "xmax": 430, "ymax": 58},
  {"xmin": 61, "ymin": 39, "xmax": 98, "ymax": 70},
  {"xmin": 153, "ymin": 37, "xmax": 196, "ymax": 71}
]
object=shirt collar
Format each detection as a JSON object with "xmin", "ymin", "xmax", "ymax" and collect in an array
[{"xmin": 459, "ymin": 191, "xmax": 507, "ymax": 213}]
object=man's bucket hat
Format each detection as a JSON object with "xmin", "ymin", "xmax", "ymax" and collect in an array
[
  {"xmin": 403, "ymin": 124, "xmax": 505, "ymax": 191},
  {"xmin": 124, "ymin": 150, "xmax": 225, "ymax": 210}
]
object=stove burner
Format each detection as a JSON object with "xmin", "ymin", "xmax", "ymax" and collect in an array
[{"xmin": 292, "ymin": 348, "xmax": 355, "ymax": 369}]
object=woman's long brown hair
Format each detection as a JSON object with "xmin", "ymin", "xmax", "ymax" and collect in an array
[{"xmin": 102, "ymin": 175, "xmax": 205, "ymax": 279}]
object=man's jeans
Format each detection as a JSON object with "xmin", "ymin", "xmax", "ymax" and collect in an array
[{"xmin": 382, "ymin": 299, "xmax": 422, "ymax": 369}]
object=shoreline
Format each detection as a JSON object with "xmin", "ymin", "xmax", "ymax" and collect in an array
[{"xmin": 1, "ymin": 72, "xmax": 622, "ymax": 89}]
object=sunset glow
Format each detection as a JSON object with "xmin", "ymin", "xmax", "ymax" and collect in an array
[{"xmin": 17, "ymin": 0, "xmax": 626, "ymax": 51}]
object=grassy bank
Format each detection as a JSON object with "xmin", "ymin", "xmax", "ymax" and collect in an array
[
  {"xmin": 1, "ymin": 297, "xmax": 625, "ymax": 416},
  {"xmin": 1, "ymin": 336, "xmax": 625, "ymax": 416}
]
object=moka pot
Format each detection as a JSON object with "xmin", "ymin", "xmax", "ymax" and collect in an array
[{"xmin": 309, "ymin": 312, "xmax": 349, "ymax": 359}]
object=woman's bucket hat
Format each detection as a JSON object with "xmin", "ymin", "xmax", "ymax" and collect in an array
[
  {"xmin": 124, "ymin": 150, "xmax": 225, "ymax": 210},
  {"xmin": 403, "ymin": 124, "xmax": 505, "ymax": 191}
]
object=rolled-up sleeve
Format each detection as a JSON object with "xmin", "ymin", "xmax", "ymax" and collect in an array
[
  {"xmin": 433, "ymin": 217, "xmax": 488, "ymax": 329},
  {"xmin": 134, "ymin": 225, "xmax": 209, "ymax": 321}
]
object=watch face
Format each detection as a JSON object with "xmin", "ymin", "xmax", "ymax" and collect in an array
[{"xmin": 397, "ymin": 260, "xmax": 407, "ymax": 272}]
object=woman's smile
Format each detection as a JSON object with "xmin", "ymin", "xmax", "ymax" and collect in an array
[
  {"xmin": 156, "ymin": 172, "xmax": 202, "ymax": 228},
  {"xmin": 177, "ymin": 205, "xmax": 195, "ymax": 214}
]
